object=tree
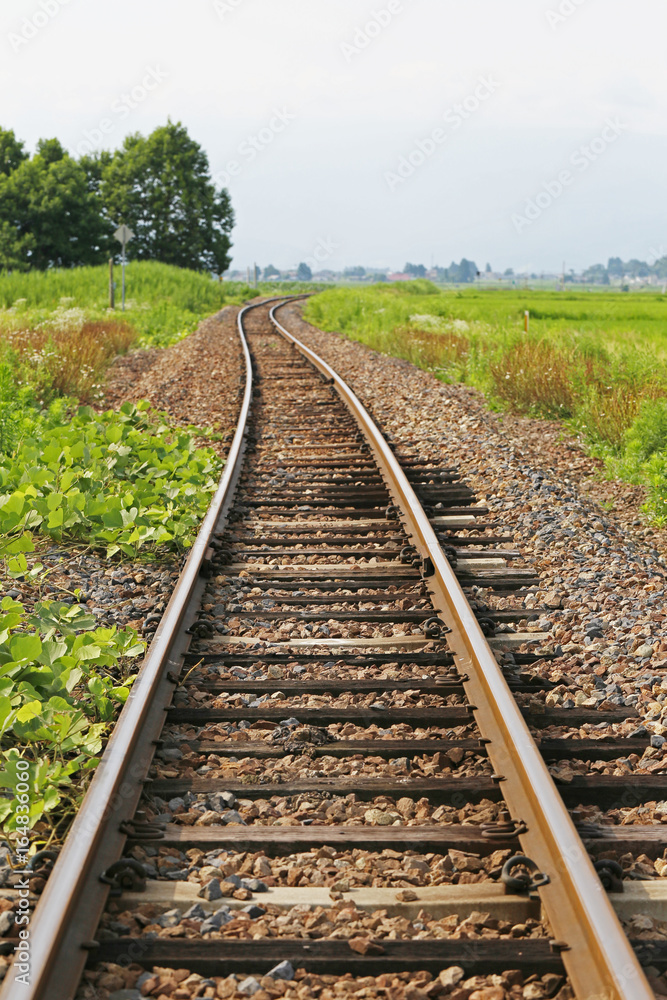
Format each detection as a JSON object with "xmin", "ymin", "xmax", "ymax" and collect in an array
[
  {"xmin": 404, "ymin": 262, "xmax": 426, "ymax": 277},
  {"xmin": 0, "ymin": 121, "xmax": 236, "ymax": 273},
  {"xmin": 485, "ymin": 262, "xmax": 492, "ymax": 273},
  {"xmin": 458, "ymin": 258, "xmax": 478, "ymax": 283},
  {"xmin": 344, "ymin": 266, "xmax": 365, "ymax": 278},
  {"xmin": 653, "ymin": 257, "xmax": 667, "ymax": 280},
  {"xmin": 0, "ymin": 128, "xmax": 27, "ymax": 177},
  {"xmin": 0, "ymin": 142, "xmax": 109, "ymax": 270},
  {"xmin": 296, "ymin": 262, "xmax": 312, "ymax": 281},
  {"xmin": 504, "ymin": 267, "xmax": 514, "ymax": 277},
  {"xmin": 607, "ymin": 257, "xmax": 624, "ymax": 278},
  {"xmin": 80, "ymin": 150, "xmax": 113, "ymax": 196},
  {"xmin": 583, "ymin": 263, "xmax": 609, "ymax": 284},
  {"xmin": 626, "ymin": 258, "xmax": 650, "ymax": 278},
  {"xmin": 263, "ymin": 264, "xmax": 280, "ymax": 279},
  {"xmin": 101, "ymin": 121, "xmax": 234, "ymax": 273},
  {"xmin": 35, "ymin": 137, "xmax": 67, "ymax": 164},
  {"xmin": 444, "ymin": 259, "xmax": 478, "ymax": 283}
]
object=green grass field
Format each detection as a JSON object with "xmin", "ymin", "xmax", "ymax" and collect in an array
[
  {"xmin": 305, "ymin": 282, "xmax": 667, "ymax": 523},
  {"xmin": 0, "ymin": 260, "xmax": 255, "ymax": 350}
]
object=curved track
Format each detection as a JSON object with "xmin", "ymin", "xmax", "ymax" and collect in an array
[{"xmin": 0, "ymin": 298, "xmax": 655, "ymax": 1000}]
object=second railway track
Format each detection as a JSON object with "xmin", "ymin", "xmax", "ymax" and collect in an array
[{"xmin": 1, "ymin": 297, "xmax": 663, "ymax": 1000}]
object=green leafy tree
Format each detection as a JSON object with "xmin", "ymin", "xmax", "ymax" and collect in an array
[
  {"xmin": 263, "ymin": 264, "xmax": 280, "ymax": 279},
  {"xmin": 583, "ymin": 263, "xmax": 609, "ymax": 284},
  {"xmin": 101, "ymin": 121, "xmax": 234, "ymax": 273},
  {"xmin": 404, "ymin": 262, "xmax": 426, "ymax": 277},
  {"xmin": 626, "ymin": 258, "xmax": 650, "ymax": 278},
  {"xmin": 458, "ymin": 258, "xmax": 478, "ymax": 283},
  {"xmin": 35, "ymin": 138, "xmax": 67, "ymax": 165},
  {"xmin": 0, "ymin": 128, "xmax": 28, "ymax": 177},
  {"xmin": 444, "ymin": 259, "xmax": 478, "ymax": 283},
  {"xmin": 296, "ymin": 262, "xmax": 312, "ymax": 281},
  {"xmin": 653, "ymin": 257, "xmax": 667, "ymax": 280},
  {"xmin": 0, "ymin": 141, "xmax": 109, "ymax": 270}
]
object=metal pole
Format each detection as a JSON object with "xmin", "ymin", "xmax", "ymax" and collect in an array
[
  {"xmin": 109, "ymin": 258, "xmax": 115, "ymax": 310},
  {"xmin": 122, "ymin": 241, "xmax": 126, "ymax": 311}
]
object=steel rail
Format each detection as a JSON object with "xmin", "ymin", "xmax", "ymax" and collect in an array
[
  {"xmin": 269, "ymin": 301, "xmax": 652, "ymax": 1000},
  {"xmin": 0, "ymin": 299, "xmax": 291, "ymax": 1000}
]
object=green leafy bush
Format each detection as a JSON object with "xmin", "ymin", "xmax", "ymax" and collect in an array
[
  {"xmin": 605, "ymin": 400, "xmax": 667, "ymax": 525},
  {"xmin": 0, "ymin": 598, "xmax": 144, "ymax": 835},
  {"xmin": 0, "ymin": 400, "xmax": 222, "ymax": 563},
  {"xmin": 624, "ymin": 399, "xmax": 667, "ymax": 463},
  {"xmin": 0, "ymin": 361, "xmax": 38, "ymax": 453}
]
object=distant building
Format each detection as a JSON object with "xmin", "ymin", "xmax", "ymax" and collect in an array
[{"xmin": 388, "ymin": 272, "xmax": 412, "ymax": 282}]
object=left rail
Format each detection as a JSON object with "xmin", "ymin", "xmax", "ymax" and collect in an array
[{"xmin": 0, "ymin": 300, "xmax": 279, "ymax": 1000}]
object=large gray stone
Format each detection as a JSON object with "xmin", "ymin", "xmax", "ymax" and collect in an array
[
  {"xmin": 155, "ymin": 908, "xmax": 181, "ymax": 928},
  {"xmin": 238, "ymin": 977, "xmax": 261, "ymax": 996},
  {"xmin": 266, "ymin": 961, "xmax": 295, "ymax": 981},
  {"xmin": 198, "ymin": 878, "xmax": 223, "ymax": 901}
]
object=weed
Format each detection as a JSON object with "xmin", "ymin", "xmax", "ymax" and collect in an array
[
  {"xmin": 0, "ymin": 597, "xmax": 144, "ymax": 840},
  {"xmin": 0, "ymin": 401, "xmax": 222, "ymax": 565}
]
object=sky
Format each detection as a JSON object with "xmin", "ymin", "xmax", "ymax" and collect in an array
[{"xmin": 2, "ymin": 0, "xmax": 666, "ymax": 274}]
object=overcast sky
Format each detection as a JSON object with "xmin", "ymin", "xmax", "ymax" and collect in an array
[{"xmin": 2, "ymin": 0, "xmax": 665, "ymax": 273}]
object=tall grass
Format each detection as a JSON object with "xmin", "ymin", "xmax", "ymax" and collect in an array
[
  {"xmin": 0, "ymin": 261, "xmax": 248, "ymax": 312},
  {"xmin": 2, "ymin": 320, "xmax": 135, "ymax": 399},
  {"xmin": 0, "ymin": 262, "xmax": 262, "ymax": 400},
  {"xmin": 305, "ymin": 283, "xmax": 667, "ymax": 523}
]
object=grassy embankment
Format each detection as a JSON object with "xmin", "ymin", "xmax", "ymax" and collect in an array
[{"xmin": 305, "ymin": 282, "xmax": 667, "ymax": 524}]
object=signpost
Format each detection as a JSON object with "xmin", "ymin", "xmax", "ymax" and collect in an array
[{"xmin": 114, "ymin": 225, "xmax": 134, "ymax": 311}]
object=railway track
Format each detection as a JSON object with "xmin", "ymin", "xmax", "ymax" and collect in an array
[{"xmin": 1, "ymin": 297, "xmax": 662, "ymax": 999}]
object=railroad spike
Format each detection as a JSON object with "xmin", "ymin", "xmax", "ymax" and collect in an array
[
  {"xmin": 480, "ymin": 809, "xmax": 527, "ymax": 839},
  {"xmin": 501, "ymin": 855, "xmax": 550, "ymax": 894},
  {"xmin": 594, "ymin": 859, "xmax": 624, "ymax": 894}
]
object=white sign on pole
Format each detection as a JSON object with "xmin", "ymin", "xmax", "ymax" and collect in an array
[
  {"xmin": 114, "ymin": 225, "xmax": 134, "ymax": 245},
  {"xmin": 114, "ymin": 226, "xmax": 134, "ymax": 311}
]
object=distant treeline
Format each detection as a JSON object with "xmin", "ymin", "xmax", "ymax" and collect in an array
[
  {"xmin": 0, "ymin": 121, "xmax": 234, "ymax": 273},
  {"xmin": 582, "ymin": 257, "xmax": 667, "ymax": 283}
]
